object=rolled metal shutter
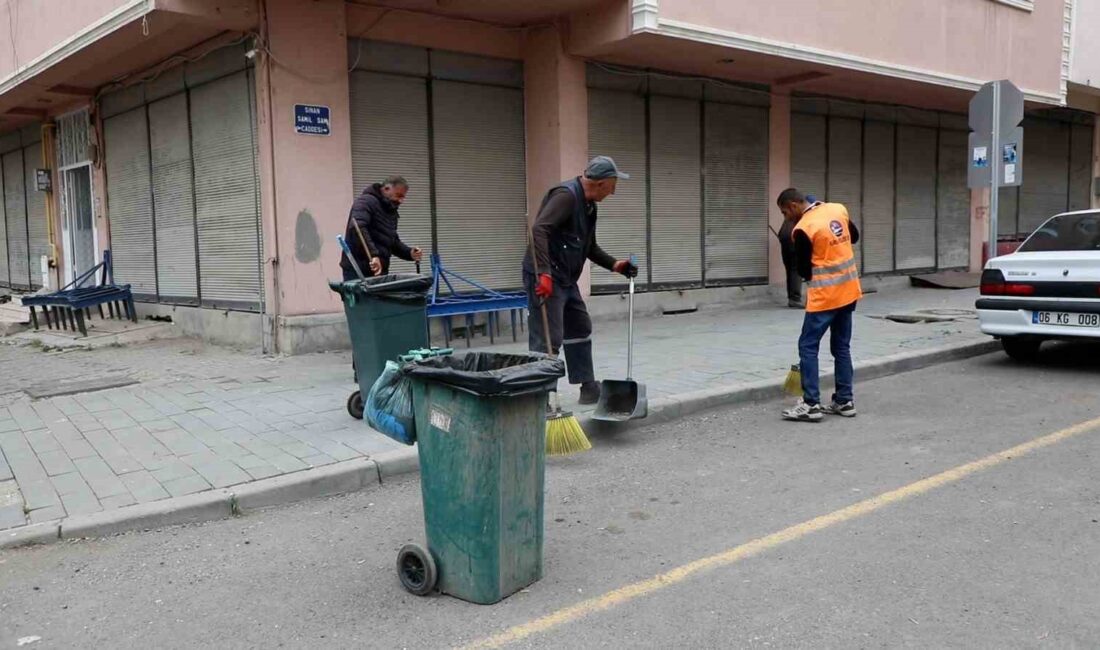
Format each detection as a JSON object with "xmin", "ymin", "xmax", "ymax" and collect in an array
[
  {"xmin": 861, "ymin": 121, "xmax": 895, "ymax": 273},
  {"xmin": 936, "ymin": 129, "xmax": 969, "ymax": 268},
  {"xmin": 190, "ymin": 71, "xmax": 262, "ymax": 310},
  {"xmin": 104, "ymin": 108, "xmax": 156, "ymax": 298},
  {"xmin": 1069, "ymin": 123, "xmax": 1093, "ymax": 213},
  {"xmin": 790, "ymin": 113, "xmax": 826, "ymax": 199},
  {"xmin": 432, "ymin": 80, "xmax": 527, "ymax": 291},
  {"xmin": 148, "ymin": 93, "xmax": 198, "ymax": 303},
  {"xmin": 3, "ymin": 150, "xmax": 29, "ymax": 288},
  {"xmin": 894, "ymin": 125, "xmax": 936, "ymax": 270},
  {"xmin": 0, "ymin": 158, "xmax": 7, "ymax": 286},
  {"xmin": 827, "ymin": 116, "xmax": 862, "ymax": 270},
  {"xmin": 588, "ymin": 88, "xmax": 647, "ymax": 290},
  {"xmin": 348, "ymin": 71, "xmax": 432, "ymax": 275},
  {"xmin": 704, "ymin": 102, "xmax": 769, "ymax": 283},
  {"xmin": 23, "ymin": 143, "xmax": 48, "ymax": 288},
  {"xmin": 649, "ymin": 95, "xmax": 701, "ymax": 286},
  {"xmin": 1018, "ymin": 118, "xmax": 1069, "ymax": 234}
]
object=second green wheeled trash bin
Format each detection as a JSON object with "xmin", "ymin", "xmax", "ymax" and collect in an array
[
  {"xmin": 330, "ymin": 274, "xmax": 433, "ymax": 420},
  {"xmin": 397, "ymin": 352, "xmax": 565, "ymax": 604}
]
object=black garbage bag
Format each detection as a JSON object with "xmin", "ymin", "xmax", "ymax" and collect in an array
[
  {"xmin": 329, "ymin": 273, "xmax": 433, "ymax": 307},
  {"xmin": 402, "ymin": 352, "xmax": 565, "ymax": 397}
]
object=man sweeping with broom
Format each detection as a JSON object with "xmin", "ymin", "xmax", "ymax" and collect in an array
[
  {"xmin": 777, "ymin": 188, "xmax": 862, "ymax": 423},
  {"xmin": 524, "ymin": 156, "xmax": 639, "ymax": 408}
]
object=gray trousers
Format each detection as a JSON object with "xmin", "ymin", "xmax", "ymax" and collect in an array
[{"xmin": 524, "ymin": 272, "xmax": 595, "ymax": 385}]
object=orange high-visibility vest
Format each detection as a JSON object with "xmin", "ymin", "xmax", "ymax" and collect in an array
[{"xmin": 792, "ymin": 203, "xmax": 862, "ymax": 313}]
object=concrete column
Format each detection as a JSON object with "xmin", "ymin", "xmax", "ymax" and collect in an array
[
  {"xmin": 523, "ymin": 25, "xmax": 589, "ymax": 295},
  {"xmin": 969, "ymin": 187, "xmax": 990, "ymax": 271},
  {"xmin": 767, "ymin": 91, "xmax": 791, "ymax": 285},
  {"xmin": 255, "ymin": 0, "xmax": 353, "ymax": 352}
]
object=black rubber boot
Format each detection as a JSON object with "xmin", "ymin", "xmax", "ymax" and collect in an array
[{"xmin": 579, "ymin": 381, "xmax": 601, "ymax": 405}]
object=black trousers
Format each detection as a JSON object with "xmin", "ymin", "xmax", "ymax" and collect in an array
[
  {"xmin": 524, "ymin": 272, "xmax": 595, "ymax": 385},
  {"xmin": 780, "ymin": 250, "xmax": 802, "ymax": 303}
]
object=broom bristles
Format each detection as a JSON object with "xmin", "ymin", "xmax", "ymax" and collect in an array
[
  {"xmin": 546, "ymin": 413, "xmax": 592, "ymax": 456},
  {"xmin": 782, "ymin": 363, "xmax": 802, "ymax": 397}
]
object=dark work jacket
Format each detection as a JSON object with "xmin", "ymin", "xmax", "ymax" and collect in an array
[
  {"xmin": 340, "ymin": 183, "xmax": 413, "ymax": 277},
  {"xmin": 523, "ymin": 177, "xmax": 616, "ymax": 286},
  {"xmin": 777, "ymin": 218, "xmax": 798, "ymax": 268}
]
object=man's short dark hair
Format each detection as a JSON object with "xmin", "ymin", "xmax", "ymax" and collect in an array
[
  {"xmin": 776, "ymin": 188, "xmax": 804, "ymax": 207},
  {"xmin": 382, "ymin": 175, "xmax": 408, "ymax": 188}
]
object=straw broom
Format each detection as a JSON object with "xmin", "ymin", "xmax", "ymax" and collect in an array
[{"xmin": 527, "ymin": 215, "xmax": 591, "ymax": 456}]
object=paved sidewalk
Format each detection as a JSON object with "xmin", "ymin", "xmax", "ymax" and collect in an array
[{"xmin": 0, "ymin": 285, "xmax": 986, "ymax": 534}]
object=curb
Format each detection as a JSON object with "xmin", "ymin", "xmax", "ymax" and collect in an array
[{"xmin": 0, "ymin": 338, "xmax": 997, "ymax": 550}]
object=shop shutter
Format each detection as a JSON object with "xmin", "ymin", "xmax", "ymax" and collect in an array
[
  {"xmin": 104, "ymin": 108, "xmax": 157, "ymax": 297},
  {"xmin": 894, "ymin": 125, "xmax": 936, "ymax": 269},
  {"xmin": 1018, "ymin": 118, "xmax": 1069, "ymax": 234},
  {"xmin": 148, "ymin": 93, "xmax": 198, "ymax": 302},
  {"xmin": 0, "ymin": 160, "xmax": 7, "ymax": 286},
  {"xmin": 432, "ymin": 80, "xmax": 527, "ymax": 290},
  {"xmin": 791, "ymin": 113, "xmax": 826, "ymax": 199},
  {"xmin": 588, "ymin": 88, "xmax": 647, "ymax": 290},
  {"xmin": 3, "ymin": 151, "xmax": 29, "ymax": 288},
  {"xmin": 190, "ymin": 71, "xmax": 262, "ymax": 310},
  {"xmin": 1069, "ymin": 123, "xmax": 1093, "ymax": 213},
  {"xmin": 861, "ymin": 121, "xmax": 895, "ymax": 273},
  {"xmin": 703, "ymin": 102, "xmax": 769, "ymax": 282},
  {"xmin": 348, "ymin": 71, "xmax": 432, "ymax": 276},
  {"xmin": 827, "ymin": 116, "xmax": 863, "ymax": 270},
  {"xmin": 936, "ymin": 129, "xmax": 970, "ymax": 268},
  {"xmin": 649, "ymin": 95, "xmax": 701, "ymax": 286},
  {"xmin": 23, "ymin": 143, "xmax": 48, "ymax": 288}
]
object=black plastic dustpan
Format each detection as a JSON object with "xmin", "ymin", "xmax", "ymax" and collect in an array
[{"xmin": 593, "ymin": 276, "xmax": 647, "ymax": 421}]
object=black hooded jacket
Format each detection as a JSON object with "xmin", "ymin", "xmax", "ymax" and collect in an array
[{"xmin": 340, "ymin": 183, "xmax": 414, "ymax": 276}]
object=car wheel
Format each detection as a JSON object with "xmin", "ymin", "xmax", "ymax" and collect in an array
[{"xmin": 1002, "ymin": 337, "xmax": 1042, "ymax": 362}]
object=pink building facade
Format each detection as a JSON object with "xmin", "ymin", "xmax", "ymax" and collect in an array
[{"xmin": 0, "ymin": 0, "xmax": 1095, "ymax": 352}]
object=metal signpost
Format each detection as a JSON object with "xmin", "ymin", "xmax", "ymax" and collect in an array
[{"xmin": 968, "ymin": 80, "xmax": 1024, "ymax": 260}]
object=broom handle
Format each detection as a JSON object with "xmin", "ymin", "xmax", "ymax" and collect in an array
[
  {"xmin": 627, "ymin": 276, "xmax": 634, "ymax": 380},
  {"xmin": 348, "ymin": 216, "xmax": 377, "ymax": 274}
]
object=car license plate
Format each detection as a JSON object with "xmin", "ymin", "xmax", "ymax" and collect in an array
[{"xmin": 1032, "ymin": 311, "xmax": 1100, "ymax": 328}]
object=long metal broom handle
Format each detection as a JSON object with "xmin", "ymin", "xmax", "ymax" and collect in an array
[{"xmin": 627, "ymin": 276, "xmax": 634, "ymax": 380}]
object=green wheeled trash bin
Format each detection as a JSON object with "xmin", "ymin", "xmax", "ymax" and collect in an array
[
  {"xmin": 397, "ymin": 352, "xmax": 565, "ymax": 604},
  {"xmin": 329, "ymin": 274, "xmax": 433, "ymax": 420}
]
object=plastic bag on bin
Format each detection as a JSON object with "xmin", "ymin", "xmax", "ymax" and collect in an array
[
  {"xmin": 366, "ymin": 361, "xmax": 417, "ymax": 445},
  {"xmin": 328, "ymin": 273, "xmax": 433, "ymax": 307},
  {"xmin": 402, "ymin": 352, "xmax": 565, "ymax": 397}
]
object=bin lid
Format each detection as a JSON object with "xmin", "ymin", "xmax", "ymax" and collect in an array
[{"xmin": 402, "ymin": 352, "xmax": 564, "ymax": 397}]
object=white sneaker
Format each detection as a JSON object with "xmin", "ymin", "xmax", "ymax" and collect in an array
[
  {"xmin": 822, "ymin": 401, "xmax": 857, "ymax": 417},
  {"xmin": 782, "ymin": 399, "xmax": 824, "ymax": 422}
]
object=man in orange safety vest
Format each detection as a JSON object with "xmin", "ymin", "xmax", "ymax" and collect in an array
[{"xmin": 777, "ymin": 188, "xmax": 862, "ymax": 423}]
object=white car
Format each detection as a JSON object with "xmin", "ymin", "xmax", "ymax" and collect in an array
[{"xmin": 977, "ymin": 209, "xmax": 1100, "ymax": 361}]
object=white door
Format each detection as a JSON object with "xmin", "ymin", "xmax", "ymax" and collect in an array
[{"xmin": 60, "ymin": 164, "xmax": 97, "ymax": 286}]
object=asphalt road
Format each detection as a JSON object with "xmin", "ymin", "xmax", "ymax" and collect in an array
[{"xmin": 2, "ymin": 343, "xmax": 1100, "ymax": 649}]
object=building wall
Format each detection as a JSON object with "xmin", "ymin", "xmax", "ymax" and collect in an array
[
  {"xmin": 655, "ymin": 0, "xmax": 1065, "ymax": 102},
  {"xmin": 1071, "ymin": 0, "xmax": 1100, "ymax": 89}
]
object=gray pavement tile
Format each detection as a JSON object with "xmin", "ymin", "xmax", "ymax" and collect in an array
[
  {"xmin": 120, "ymin": 471, "xmax": 171, "ymax": 503},
  {"xmin": 150, "ymin": 460, "xmax": 198, "ymax": 484},
  {"xmin": 232, "ymin": 454, "xmax": 273, "ymax": 471},
  {"xmin": 243, "ymin": 464, "xmax": 282, "ymax": 481},
  {"xmin": 179, "ymin": 450, "xmax": 221, "ymax": 468},
  {"xmin": 150, "ymin": 429, "xmax": 209, "ymax": 456},
  {"xmin": 100, "ymin": 493, "xmax": 138, "ymax": 510},
  {"xmin": 28, "ymin": 505, "xmax": 65, "ymax": 524},
  {"xmin": 310, "ymin": 441, "xmax": 362, "ymax": 462},
  {"xmin": 38, "ymin": 449, "xmax": 77, "ymax": 477},
  {"xmin": 162, "ymin": 474, "xmax": 212, "ymax": 498},
  {"xmin": 209, "ymin": 443, "xmax": 250, "ymax": 461},
  {"xmin": 0, "ymin": 502, "xmax": 25, "ymax": 530},
  {"xmin": 302, "ymin": 454, "xmax": 336, "ymax": 468},
  {"xmin": 280, "ymin": 442, "xmax": 322, "ymax": 460},
  {"xmin": 0, "ymin": 419, "xmax": 20, "ymax": 433},
  {"xmin": 102, "ymin": 452, "xmax": 144, "ymax": 476},
  {"xmin": 256, "ymin": 431, "xmax": 300, "ymax": 446},
  {"xmin": 143, "ymin": 418, "xmax": 179, "ymax": 433},
  {"xmin": 20, "ymin": 479, "xmax": 62, "ymax": 510},
  {"xmin": 24, "ymin": 429, "xmax": 62, "ymax": 454},
  {"xmin": 60, "ymin": 491, "xmax": 103, "ymax": 516},
  {"xmin": 192, "ymin": 459, "xmax": 251, "ymax": 488},
  {"xmin": 0, "ymin": 453, "xmax": 11, "ymax": 482},
  {"xmin": 50, "ymin": 471, "xmax": 92, "ymax": 497},
  {"xmin": 0, "ymin": 430, "xmax": 32, "ymax": 454},
  {"xmin": 57, "ymin": 437, "xmax": 97, "ymax": 461},
  {"xmin": 263, "ymin": 452, "xmax": 309, "ymax": 473},
  {"xmin": 74, "ymin": 457, "xmax": 130, "ymax": 499},
  {"xmin": 6, "ymin": 451, "xmax": 49, "ymax": 485}
]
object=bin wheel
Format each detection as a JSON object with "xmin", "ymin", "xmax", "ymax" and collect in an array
[
  {"xmin": 397, "ymin": 544, "xmax": 437, "ymax": 596},
  {"xmin": 347, "ymin": 391, "xmax": 364, "ymax": 420}
]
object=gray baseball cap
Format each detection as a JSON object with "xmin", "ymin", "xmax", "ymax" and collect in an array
[{"xmin": 584, "ymin": 155, "xmax": 630, "ymax": 180}]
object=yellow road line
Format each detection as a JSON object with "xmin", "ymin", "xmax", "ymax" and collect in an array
[{"xmin": 461, "ymin": 414, "xmax": 1100, "ymax": 650}]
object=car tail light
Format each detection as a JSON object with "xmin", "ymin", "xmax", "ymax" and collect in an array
[
  {"xmin": 1003, "ymin": 283, "xmax": 1035, "ymax": 296},
  {"xmin": 980, "ymin": 269, "xmax": 1005, "ymax": 295}
]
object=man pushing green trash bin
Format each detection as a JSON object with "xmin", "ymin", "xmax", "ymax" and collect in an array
[{"xmin": 523, "ymin": 155, "xmax": 639, "ymax": 405}]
